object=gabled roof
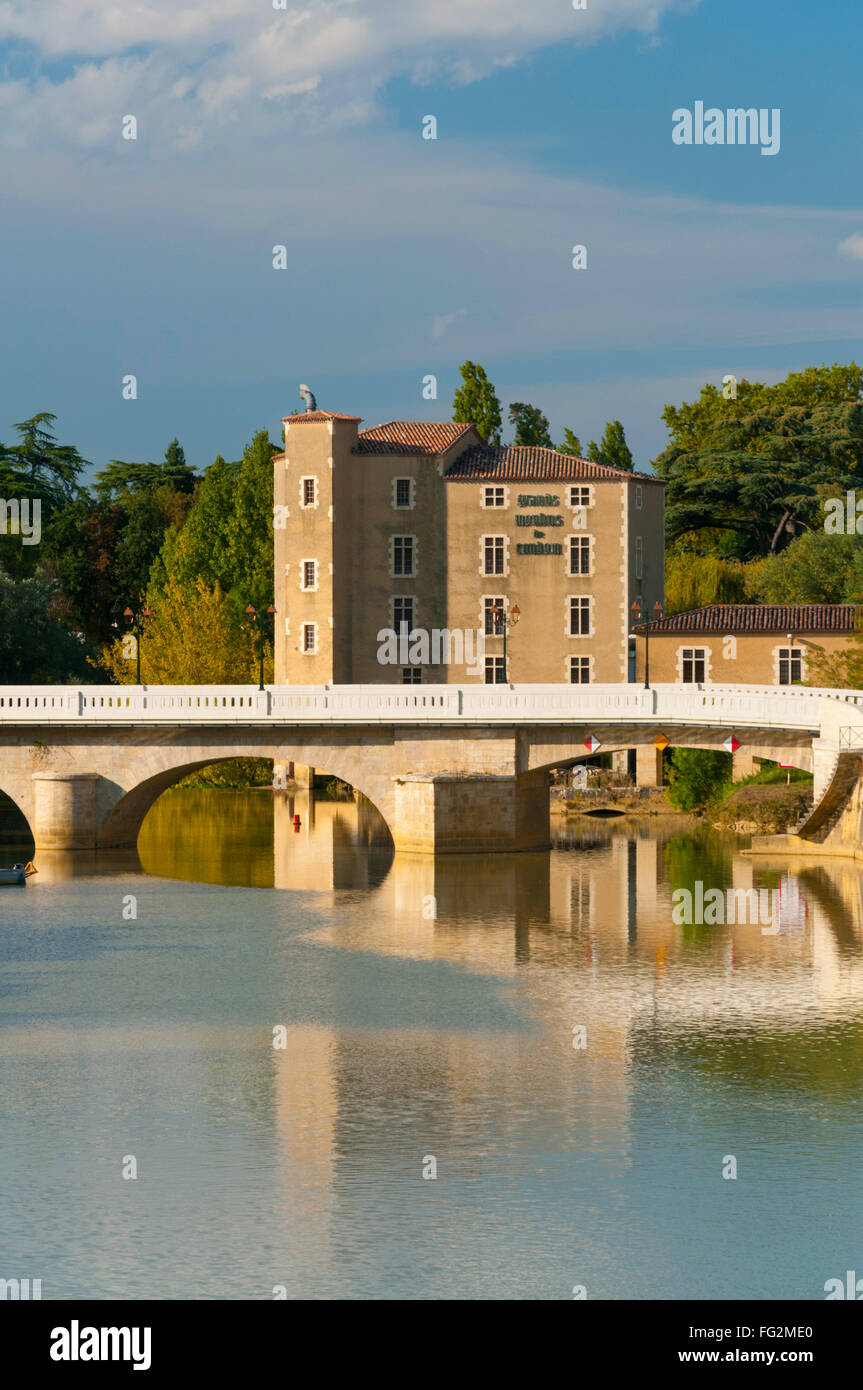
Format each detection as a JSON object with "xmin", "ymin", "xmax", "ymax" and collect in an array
[
  {"xmin": 282, "ymin": 411, "xmax": 363, "ymax": 423},
  {"xmin": 355, "ymin": 421, "xmax": 475, "ymax": 454},
  {"xmin": 639, "ymin": 604, "xmax": 860, "ymax": 635},
  {"xmin": 444, "ymin": 444, "xmax": 656, "ymax": 482}
]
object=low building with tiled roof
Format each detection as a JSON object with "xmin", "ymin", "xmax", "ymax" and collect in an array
[
  {"xmin": 631, "ymin": 602, "xmax": 860, "ymax": 688},
  {"xmin": 444, "ymin": 444, "xmax": 654, "ymax": 483},
  {"xmin": 273, "ymin": 397, "xmax": 664, "ymax": 685}
]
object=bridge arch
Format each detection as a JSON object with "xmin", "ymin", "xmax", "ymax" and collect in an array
[
  {"xmin": 0, "ymin": 785, "xmax": 34, "ymax": 852},
  {"xmin": 97, "ymin": 752, "xmax": 394, "ymax": 851}
]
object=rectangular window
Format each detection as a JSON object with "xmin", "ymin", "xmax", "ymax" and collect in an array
[
  {"xmin": 484, "ymin": 656, "xmax": 506, "ymax": 684},
  {"xmin": 681, "ymin": 647, "xmax": 706, "ymax": 683},
  {"xmin": 483, "ymin": 485, "xmax": 506, "ymax": 508},
  {"xmin": 394, "ymin": 478, "xmax": 412, "ymax": 508},
  {"xmin": 392, "ymin": 536, "xmax": 415, "ymax": 577},
  {"xmin": 484, "ymin": 536, "xmax": 505, "ymax": 575},
  {"xmin": 393, "ymin": 597, "xmax": 415, "ymax": 633},
  {"xmin": 778, "ymin": 647, "xmax": 803, "ymax": 685},
  {"xmin": 402, "ymin": 667, "xmax": 422, "ymax": 684},
  {"xmin": 570, "ymin": 485, "xmax": 592, "ymax": 508},
  {"xmin": 570, "ymin": 656, "xmax": 591, "ymax": 684},
  {"xmin": 635, "ymin": 484, "xmax": 643, "ymax": 510},
  {"xmin": 635, "ymin": 536, "xmax": 643, "ymax": 580},
  {"xmin": 569, "ymin": 597, "xmax": 591, "ymax": 636},
  {"xmin": 302, "ymin": 623, "xmax": 316, "ymax": 653},
  {"xmin": 569, "ymin": 535, "xmax": 591, "ymax": 575},
  {"xmin": 302, "ymin": 560, "xmax": 317, "ymax": 590},
  {"xmin": 484, "ymin": 596, "xmax": 506, "ymax": 635},
  {"xmin": 302, "ymin": 477, "xmax": 316, "ymax": 507}
]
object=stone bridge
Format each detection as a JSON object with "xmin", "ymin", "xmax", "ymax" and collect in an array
[{"xmin": 2, "ymin": 683, "xmax": 863, "ymax": 855}]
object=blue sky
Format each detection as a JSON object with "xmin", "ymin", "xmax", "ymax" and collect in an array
[{"xmin": 1, "ymin": 0, "xmax": 862, "ymax": 481}]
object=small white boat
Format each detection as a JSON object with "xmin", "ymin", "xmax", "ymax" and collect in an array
[{"xmin": 0, "ymin": 862, "xmax": 37, "ymax": 886}]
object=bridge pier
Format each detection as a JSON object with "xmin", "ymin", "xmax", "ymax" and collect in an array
[
  {"xmin": 392, "ymin": 771, "xmax": 550, "ymax": 854},
  {"xmin": 31, "ymin": 772, "xmax": 101, "ymax": 850},
  {"xmin": 635, "ymin": 746, "xmax": 664, "ymax": 788}
]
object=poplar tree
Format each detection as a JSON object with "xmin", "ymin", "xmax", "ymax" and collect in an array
[{"xmin": 452, "ymin": 361, "xmax": 502, "ymax": 444}]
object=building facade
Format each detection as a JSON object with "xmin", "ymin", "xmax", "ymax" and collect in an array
[
  {"xmin": 273, "ymin": 408, "xmax": 665, "ymax": 685},
  {"xmin": 633, "ymin": 604, "xmax": 859, "ymax": 686}
]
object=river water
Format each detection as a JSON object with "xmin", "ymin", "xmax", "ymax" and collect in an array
[{"xmin": 1, "ymin": 789, "xmax": 862, "ymax": 1300}]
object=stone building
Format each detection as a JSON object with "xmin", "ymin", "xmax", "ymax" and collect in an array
[
  {"xmin": 632, "ymin": 604, "xmax": 859, "ymax": 687},
  {"xmin": 273, "ymin": 407, "xmax": 664, "ymax": 685}
]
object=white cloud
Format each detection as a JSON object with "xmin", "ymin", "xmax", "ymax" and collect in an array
[
  {"xmin": 432, "ymin": 309, "xmax": 467, "ymax": 340},
  {"xmin": 837, "ymin": 232, "xmax": 863, "ymax": 261},
  {"xmin": 0, "ymin": 0, "xmax": 694, "ymax": 150}
]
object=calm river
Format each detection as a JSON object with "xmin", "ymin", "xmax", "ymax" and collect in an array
[{"xmin": 1, "ymin": 790, "xmax": 862, "ymax": 1300}]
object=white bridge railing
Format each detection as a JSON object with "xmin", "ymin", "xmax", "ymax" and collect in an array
[{"xmin": 2, "ymin": 683, "xmax": 863, "ymax": 731}]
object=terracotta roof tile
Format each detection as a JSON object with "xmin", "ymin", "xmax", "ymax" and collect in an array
[
  {"xmin": 355, "ymin": 421, "xmax": 474, "ymax": 454},
  {"xmin": 444, "ymin": 444, "xmax": 657, "ymax": 482},
  {"xmin": 641, "ymin": 604, "xmax": 860, "ymax": 635}
]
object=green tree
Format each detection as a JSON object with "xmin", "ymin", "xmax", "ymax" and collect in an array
[
  {"xmin": 557, "ymin": 428, "xmax": 583, "ymax": 456},
  {"xmin": 665, "ymin": 552, "xmax": 749, "ymax": 614},
  {"xmin": 0, "ymin": 570, "xmax": 95, "ymax": 682},
  {"xmin": 665, "ymin": 749, "xmax": 733, "ymax": 813},
  {"xmin": 98, "ymin": 574, "xmax": 265, "ymax": 685},
  {"xmin": 160, "ymin": 438, "xmax": 197, "ymax": 494},
  {"xmin": 656, "ymin": 402, "xmax": 863, "ymax": 558},
  {"xmin": 0, "ymin": 413, "xmax": 86, "ymax": 500},
  {"xmin": 93, "ymin": 460, "xmax": 162, "ymax": 500},
  {"xmin": 508, "ymin": 402, "xmax": 553, "ymax": 448},
  {"xmin": 745, "ymin": 530, "xmax": 863, "ymax": 604},
  {"xmin": 452, "ymin": 361, "xmax": 502, "ymax": 444},
  {"xmin": 593, "ymin": 419, "xmax": 633, "ymax": 471}
]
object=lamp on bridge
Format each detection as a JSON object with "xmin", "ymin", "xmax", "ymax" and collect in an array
[
  {"xmin": 490, "ymin": 601, "xmax": 520, "ymax": 684},
  {"xmin": 246, "ymin": 603, "xmax": 277, "ymax": 691},
  {"xmin": 630, "ymin": 600, "xmax": 664, "ymax": 691},
  {"xmin": 122, "ymin": 605, "xmax": 154, "ymax": 686}
]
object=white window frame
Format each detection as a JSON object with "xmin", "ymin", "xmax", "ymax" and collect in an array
[
  {"xmin": 484, "ymin": 655, "xmax": 507, "ymax": 684},
  {"xmin": 481, "ymin": 485, "xmax": 508, "ymax": 509},
  {"xmin": 775, "ymin": 644, "xmax": 806, "ymax": 685},
  {"xmin": 635, "ymin": 484, "xmax": 643, "ymax": 510},
  {"xmin": 635, "ymin": 535, "xmax": 644, "ymax": 581},
  {"xmin": 569, "ymin": 534, "xmax": 593, "ymax": 577},
  {"xmin": 483, "ymin": 595, "xmax": 507, "ymax": 636},
  {"xmin": 568, "ymin": 654, "xmax": 593, "ymax": 684},
  {"xmin": 568, "ymin": 485, "xmax": 593, "ymax": 509},
  {"xmin": 568, "ymin": 596, "xmax": 593, "ymax": 637},
  {"xmin": 300, "ymin": 558, "xmax": 319, "ymax": 592},
  {"xmin": 299, "ymin": 476, "xmax": 319, "ymax": 509},
  {"xmin": 481, "ymin": 534, "xmax": 509, "ymax": 577},
  {"xmin": 392, "ymin": 477, "xmax": 415, "ymax": 510},
  {"xmin": 390, "ymin": 534, "xmax": 417, "ymax": 578},
  {"xmin": 301, "ymin": 622, "xmax": 318, "ymax": 655},
  {"xmin": 392, "ymin": 595, "xmax": 417, "ymax": 634},
  {"xmin": 677, "ymin": 645, "xmax": 710, "ymax": 684}
]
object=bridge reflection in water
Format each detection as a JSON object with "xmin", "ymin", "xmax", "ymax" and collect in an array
[
  {"xmin": 4, "ymin": 786, "xmax": 863, "ymax": 1298},
  {"xmin": 18, "ymin": 785, "xmax": 863, "ymax": 1027}
]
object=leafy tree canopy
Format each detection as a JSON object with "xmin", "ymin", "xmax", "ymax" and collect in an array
[
  {"xmin": 508, "ymin": 402, "xmax": 553, "ymax": 448},
  {"xmin": 452, "ymin": 361, "xmax": 502, "ymax": 445},
  {"xmin": 0, "ymin": 569, "xmax": 95, "ymax": 682},
  {"xmin": 656, "ymin": 400, "xmax": 863, "ymax": 558}
]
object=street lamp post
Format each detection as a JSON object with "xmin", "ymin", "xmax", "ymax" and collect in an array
[
  {"xmin": 631, "ymin": 599, "xmax": 664, "ymax": 690},
  {"xmin": 123, "ymin": 605, "xmax": 153, "ymax": 685},
  {"xmin": 246, "ymin": 603, "xmax": 276, "ymax": 690},
  {"xmin": 491, "ymin": 601, "xmax": 521, "ymax": 683}
]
